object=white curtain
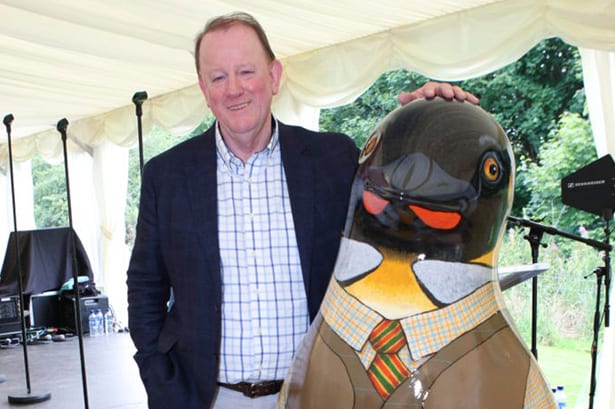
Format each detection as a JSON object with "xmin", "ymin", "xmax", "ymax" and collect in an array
[
  {"xmin": 92, "ymin": 139, "xmax": 130, "ymax": 325},
  {"xmin": 581, "ymin": 49, "xmax": 615, "ymax": 409},
  {"xmin": 65, "ymin": 141, "xmax": 101, "ymax": 287},
  {"xmin": 273, "ymin": 83, "xmax": 321, "ymax": 131},
  {"xmin": 13, "ymin": 160, "xmax": 36, "ymax": 231},
  {"xmin": 581, "ymin": 49, "xmax": 615, "ymax": 158},
  {"xmin": 0, "ymin": 172, "xmax": 10, "ymax": 255},
  {"xmin": 0, "ymin": 160, "xmax": 36, "ymax": 259}
]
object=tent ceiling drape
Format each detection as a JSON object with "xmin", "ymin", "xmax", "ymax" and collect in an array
[
  {"xmin": 2, "ymin": 0, "xmax": 613, "ymax": 162},
  {"xmin": 1, "ymin": 0, "xmax": 615, "ymax": 407},
  {"xmin": 0, "ymin": 0, "xmax": 495, "ymax": 146}
]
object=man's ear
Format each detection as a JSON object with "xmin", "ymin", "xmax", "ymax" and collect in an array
[
  {"xmin": 270, "ymin": 60, "xmax": 283, "ymax": 96},
  {"xmin": 198, "ymin": 77, "xmax": 211, "ymax": 107}
]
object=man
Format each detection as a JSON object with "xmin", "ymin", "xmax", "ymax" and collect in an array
[{"xmin": 127, "ymin": 11, "xmax": 478, "ymax": 409}]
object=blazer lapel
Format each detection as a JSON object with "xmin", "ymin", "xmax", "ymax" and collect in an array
[
  {"xmin": 279, "ymin": 123, "xmax": 315, "ymax": 289},
  {"xmin": 183, "ymin": 127, "xmax": 222, "ymax": 298}
]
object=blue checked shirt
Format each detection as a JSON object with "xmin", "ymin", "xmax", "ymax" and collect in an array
[{"xmin": 215, "ymin": 119, "xmax": 309, "ymax": 383}]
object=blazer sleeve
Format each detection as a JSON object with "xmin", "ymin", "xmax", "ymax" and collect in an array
[{"xmin": 126, "ymin": 157, "xmax": 172, "ymax": 366}]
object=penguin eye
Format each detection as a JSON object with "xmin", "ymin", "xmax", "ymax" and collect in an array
[
  {"xmin": 363, "ymin": 190, "xmax": 390, "ymax": 215},
  {"xmin": 480, "ymin": 153, "xmax": 502, "ymax": 184}
]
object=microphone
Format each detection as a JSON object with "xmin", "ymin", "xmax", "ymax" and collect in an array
[
  {"xmin": 56, "ymin": 118, "xmax": 69, "ymax": 141},
  {"xmin": 132, "ymin": 91, "xmax": 148, "ymax": 116},
  {"xmin": 507, "ymin": 215, "xmax": 540, "ymax": 229},
  {"xmin": 3, "ymin": 113, "xmax": 14, "ymax": 133}
]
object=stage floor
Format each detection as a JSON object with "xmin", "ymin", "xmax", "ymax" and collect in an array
[{"xmin": 0, "ymin": 332, "xmax": 147, "ymax": 409}]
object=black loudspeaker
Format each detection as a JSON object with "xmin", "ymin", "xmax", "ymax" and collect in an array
[
  {"xmin": 60, "ymin": 295, "xmax": 108, "ymax": 334},
  {"xmin": 561, "ymin": 154, "xmax": 615, "ymax": 219},
  {"xmin": 29, "ymin": 292, "xmax": 61, "ymax": 328},
  {"xmin": 0, "ymin": 296, "xmax": 21, "ymax": 336}
]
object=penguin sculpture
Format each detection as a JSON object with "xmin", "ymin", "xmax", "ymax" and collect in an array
[{"xmin": 278, "ymin": 98, "xmax": 556, "ymax": 408}]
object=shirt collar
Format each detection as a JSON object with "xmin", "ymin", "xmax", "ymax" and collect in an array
[
  {"xmin": 321, "ymin": 272, "xmax": 499, "ymax": 360},
  {"xmin": 215, "ymin": 117, "xmax": 279, "ymax": 169}
]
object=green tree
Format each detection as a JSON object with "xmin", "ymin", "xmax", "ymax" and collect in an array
[
  {"xmin": 319, "ymin": 69, "xmax": 427, "ymax": 148},
  {"xmin": 522, "ymin": 112, "xmax": 599, "ymax": 235},
  {"xmin": 32, "ymin": 156, "xmax": 68, "ymax": 228},
  {"xmin": 460, "ymin": 38, "xmax": 585, "ymax": 213},
  {"xmin": 461, "ymin": 38, "xmax": 585, "ymax": 163},
  {"xmin": 320, "ymin": 37, "xmax": 586, "ymax": 217}
]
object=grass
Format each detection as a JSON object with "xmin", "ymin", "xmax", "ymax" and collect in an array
[{"xmin": 536, "ymin": 339, "xmax": 592, "ymax": 408}]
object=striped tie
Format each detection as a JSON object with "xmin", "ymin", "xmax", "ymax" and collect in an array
[{"xmin": 367, "ymin": 319, "xmax": 411, "ymax": 399}]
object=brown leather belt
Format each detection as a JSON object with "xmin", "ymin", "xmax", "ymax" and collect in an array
[{"xmin": 218, "ymin": 380, "xmax": 283, "ymax": 398}]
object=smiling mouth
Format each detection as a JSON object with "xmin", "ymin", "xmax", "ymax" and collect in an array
[{"xmin": 228, "ymin": 102, "xmax": 249, "ymax": 111}]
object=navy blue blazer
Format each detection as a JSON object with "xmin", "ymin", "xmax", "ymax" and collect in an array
[{"xmin": 127, "ymin": 122, "xmax": 359, "ymax": 408}]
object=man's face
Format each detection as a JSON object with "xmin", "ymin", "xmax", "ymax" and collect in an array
[{"xmin": 198, "ymin": 23, "xmax": 282, "ymax": 145}]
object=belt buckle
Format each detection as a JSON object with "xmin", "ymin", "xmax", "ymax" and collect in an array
[{"xmin": 246, "ymin": 382, "xmax": 259, "ymax": 398}]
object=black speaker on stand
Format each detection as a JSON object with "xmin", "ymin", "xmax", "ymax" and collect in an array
[
  {"xmin": 561, "ymin": 154, "xmax": 615, "ymax": 409},
  {"xmin": 3, "ymin": 113, "xmax": 51, "ymax": 404}
]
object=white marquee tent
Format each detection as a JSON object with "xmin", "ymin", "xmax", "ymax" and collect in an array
[{"xmin": 1, "ymin": 0, "xmax": 615, "ymax": 406}]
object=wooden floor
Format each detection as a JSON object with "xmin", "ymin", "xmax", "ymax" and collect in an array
[{"xmin": 0, "ymin": 332, "xmax": 147, "ymax": 409}]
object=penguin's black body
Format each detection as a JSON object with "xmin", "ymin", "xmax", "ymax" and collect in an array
[{"xmin": 278, "ymin": 98, "xmax": 556, "ymax": 409}]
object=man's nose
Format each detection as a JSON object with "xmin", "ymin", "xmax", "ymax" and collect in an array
[{"xmin": 226, "ymin": 74, "xmax": 242, "ymax": 95}]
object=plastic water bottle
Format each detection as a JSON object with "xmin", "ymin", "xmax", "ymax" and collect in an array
[
  {"xmin": 96, "ymin": 309, "xmax": 105, "ymax": 336},
  {"xmin": 88, "ymin": 309, "xmax": 98, "ymax": 336},
  {"xmin": 104, "ymin": 308, "xmax": 114, "ymax": 334},
  {"xmin": 555, "ymin": 385, "xmax": 567, "ymax": 409}
]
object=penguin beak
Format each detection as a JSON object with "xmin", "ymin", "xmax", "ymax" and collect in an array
[
  {"xmin": 362, "ymin": 190, "xmax": 462, "ymax": 230},
  {"xmin": 408, "ymin": 205, "xmax": 462, "ymax": 230},
  {"xmin": 361, "ymin": 152, "xmax": 479, "ymax": 231}
]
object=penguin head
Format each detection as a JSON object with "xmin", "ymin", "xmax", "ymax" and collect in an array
[{"xmin": 343, "ymin": 97, "xmax": 514, "ymax": 277}]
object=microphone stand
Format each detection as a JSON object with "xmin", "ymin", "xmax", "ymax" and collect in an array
[
  {"xmin": 57, "ymin": 118, "xmax": 90, "ymax": 409},
  {"xmin": 587, "ymin": 210, "xmax": 612, "ymax": 409},
  {"xmin": 3, "ymin": 113, "xmax": 51, "ymax": 404},
  {"xmin": 508, "ymin": 217, "xmax": 547, "ymax": 359},
  {"xmin": 508, "ymin": 216, "xmax": 610, "ymax": 252},
  {"xmin": 508, "ymin": 215, "xmax": 612, "ymax": 409},
  {"xmin": 132, "ymin": 91, "xmax": 148, "ymax": 176}
]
